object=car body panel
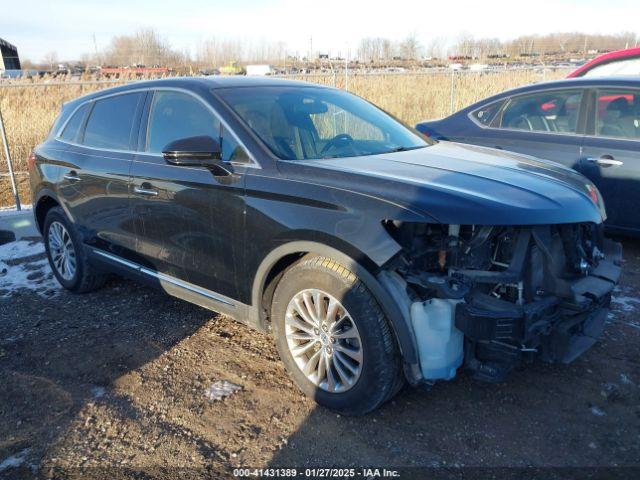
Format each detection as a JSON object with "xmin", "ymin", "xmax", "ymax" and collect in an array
[{"xmin": 278, "ymin": 142, "xmax": 604, "ymax": 225}]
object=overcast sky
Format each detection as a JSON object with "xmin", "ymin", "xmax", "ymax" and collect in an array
[{"xmin": 3, "ymin": 0, "xmax": 639, "ymax": 62}]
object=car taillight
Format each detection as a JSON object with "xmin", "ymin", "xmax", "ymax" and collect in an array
[{"xmin": 27, "ymin": 151, "xmax": 37, "ymax": 170}]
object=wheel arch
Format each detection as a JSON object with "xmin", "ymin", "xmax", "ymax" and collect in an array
[
  {"xmin": 33, "ymin": 189, "xmax": 62, "ymax": 234},
  {"xmin": 250, "ymin": 240, "xmax": 419, "ymax": 368}
]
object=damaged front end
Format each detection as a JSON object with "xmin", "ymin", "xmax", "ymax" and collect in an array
[{"xmin": 381, "ymin": 221, "xmax": 623, "ymax": 384}]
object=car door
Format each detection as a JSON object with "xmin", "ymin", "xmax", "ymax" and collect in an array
[
  {"xmin": 56, "ymin": 91, "xmax": 145, "ymax": 260},
  {"xmin": 130, "ymin": 89, "xmax": 250, "ymax": 301},
  {"xmin": 578, "ymin": 87, "xmax": 640, "ymax": 232},
  {"xmin": 466, "ymin": 88, "xmax": 586, "ymax": 170}
]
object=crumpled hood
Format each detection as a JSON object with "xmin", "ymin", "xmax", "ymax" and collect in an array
[{"xmin": 290, "ymin": 141, "xmax": 605, "ymax": 225}]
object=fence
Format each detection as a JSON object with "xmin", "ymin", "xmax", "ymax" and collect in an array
[{"xmin": 0, "ymin": 68, "xmax": 568, "ymax": 209}]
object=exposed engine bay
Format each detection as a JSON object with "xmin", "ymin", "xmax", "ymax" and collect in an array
[{"xmin": 381, "ymin": 221, "xmax": 623, "ymax": 383}]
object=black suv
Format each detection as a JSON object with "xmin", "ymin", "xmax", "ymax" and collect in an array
[{"xmin": 30, "ymin": 77, "xmax": 622, "ymax": 415}]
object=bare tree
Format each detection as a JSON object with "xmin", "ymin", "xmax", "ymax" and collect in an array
[
  {"xmin": 103, "ymin": 29, "xmax": 178, "ymax": 67},
  {"xmin": 43, "ymin": 51, "xmax": 59, "ymax": 70},
  {"xmin": 399, "ymin": 33, "xmax": 422, "ymax": 60}
]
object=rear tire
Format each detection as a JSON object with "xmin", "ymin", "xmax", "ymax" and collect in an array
[
  {"xmin": 43, "ymin": 206, "xmax": 106, "ymax": 293},
  {"xmin": 272, "ymin": 256, "xmax": 403, "ymax": 415}
]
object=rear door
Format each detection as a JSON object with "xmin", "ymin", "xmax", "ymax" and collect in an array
[
  {"xmin": 579, "ymin": 87, "xmax": 640, "ymax": 232},
  {"xmin": 130, "ymin": 89, "xmax": 249, "ymax": 300},
  {"xmin": 468, "ymin": 88, "xmax": 586, "ymax": 170},
  {"xmin": 56, "ymin": 91, "xmax": 145, "ymax": 259}
]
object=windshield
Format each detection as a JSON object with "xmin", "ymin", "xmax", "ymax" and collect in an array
[{"xmin": 217, "ymin": 86, "xmax": 429, "ymax": 160}]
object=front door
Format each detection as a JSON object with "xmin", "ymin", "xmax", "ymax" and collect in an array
[{"xmin": 130, "ymin": 90, "xmax": 250, "ymax": 300}]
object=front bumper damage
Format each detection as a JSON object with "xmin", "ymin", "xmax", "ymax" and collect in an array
[{"xmin": 382, "ymin": 222, "xmax": 623, "ymax": 384}]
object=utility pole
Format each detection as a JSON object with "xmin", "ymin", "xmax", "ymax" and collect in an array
[
  {"xmin": 345, "ymin": 44, "xmax": 349, "ymax": 91},
  {"xmin": 0, "ymin": 106, "xmax": 21, "ymax": 211},
  {"xmin": 93, "ymin": 33, "xmax": 99, "ymax": 65}
]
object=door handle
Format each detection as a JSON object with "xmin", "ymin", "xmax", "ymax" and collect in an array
[
  {"xmin": 586, "ymin": 155, "xmax": 623, "ymax": 168},
  {"xmin": 133, "ymin": 184, "xmax": 159, "ymax": 196},
  {"xmin": 63, "ymin": 171, "xmax": 80, "ymax": 182}
]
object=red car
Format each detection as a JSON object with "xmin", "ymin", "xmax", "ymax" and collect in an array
[{"xmin": 568, "ymin": 47, "xmax": 640, "ymax": 78}]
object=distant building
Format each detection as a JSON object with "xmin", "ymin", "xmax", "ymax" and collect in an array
[{"xmin": 0, "ymin": 38, "xmax": 21, "ymax": 70}]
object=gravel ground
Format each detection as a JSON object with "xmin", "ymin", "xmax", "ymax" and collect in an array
[{"xmin": 0, "ymin": 236, "xmax": 639, "ymax": 479}]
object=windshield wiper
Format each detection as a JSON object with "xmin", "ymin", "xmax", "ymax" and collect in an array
[{"xmin": 385, "ymin": 145, "xmax": 427, "ymax": 154}]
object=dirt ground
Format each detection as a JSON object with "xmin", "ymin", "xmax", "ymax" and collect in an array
[{"xmin": 0, "ymin": 234, "xmax": 639, "ymax": 479}]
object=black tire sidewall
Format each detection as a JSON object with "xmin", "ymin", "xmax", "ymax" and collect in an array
[
  {"xmin": 272, "ymin": 258, "xmax": 399, "ymax": 415},
  {"xmin": 43, "ymin": 207, "xmax": 85, "ymax": 290}
]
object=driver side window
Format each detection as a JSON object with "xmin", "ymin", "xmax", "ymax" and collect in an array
[
  {"xmin": 499, "ymin": 90, "xmax": 583, "ymax": 134},
  {"xmin": 147, "ymin": 91, "xmax": 221, "ymax": 153}
]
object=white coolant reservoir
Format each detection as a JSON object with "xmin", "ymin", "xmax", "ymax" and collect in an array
[{"xmin": 410, "ymin": 298, "xmax": 464, "ymax": 381}]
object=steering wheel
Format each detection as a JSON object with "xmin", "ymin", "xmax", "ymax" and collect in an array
[{"xmin": 320, "ymin": 133, "xmax": 357, "ymax": 156}]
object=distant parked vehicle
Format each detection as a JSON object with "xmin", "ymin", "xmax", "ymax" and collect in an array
[
  {"xmin": 416, "ymin": 77, "xmax": 640, "ymax": 234},
  {"xmin": 568, "ymin": 48, "xmax": 640, "ymax": 78},
  {"xmin": 246, "ymin": 64, "xmax": 275, "ymax": 76}
]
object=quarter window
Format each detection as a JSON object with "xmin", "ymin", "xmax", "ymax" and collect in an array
[
  {"xmin": 594, "ymin": 89, "xmax": 640, "ymax": 140},
  {"xmin": 59, "ymin": 103, "xmax": 90, "ymax": 143},
  {"xmin": 471, "ymin": 100, "xmax": 503, "ymax": 126},
  {"xmin": 500, "ymin": 90, "xmax": 583, "ymax": 134},
  {"xmin": 83, "ymin": 93, "xmax": 144, "ymax": 150},
  {"xmin": 147, "ymin": 91, "xmax": 221, "ymax": 154}
]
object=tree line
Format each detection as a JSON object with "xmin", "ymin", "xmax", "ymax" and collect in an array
[{"xmin": 31, "ymin": 29, "xmax": 640, "ymax": 69}]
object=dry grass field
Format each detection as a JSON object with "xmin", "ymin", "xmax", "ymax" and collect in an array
[{"xmin": 0, "ymin": 70, "xmax": 565, "ymax": 207}]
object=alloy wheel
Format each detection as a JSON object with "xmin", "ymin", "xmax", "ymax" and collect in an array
[
  {"xmin": 48, "ymin": 221, "xmax": 77, "ymax": 281},
  {"xmin": 285, "ymin": 289, "xmax": 363, "ymax": 393}
]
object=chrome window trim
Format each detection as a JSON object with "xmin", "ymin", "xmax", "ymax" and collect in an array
[
  {"xmin": 54, "ymin": 86, "xmax": 261, "ymax": 169},
  {"xmin": 92, "ymin": 249, "xmax": 235, "ymax": 307},
  {"xmin": 467, "ymin": 87, "xmax": 586, "ymax": 138}
]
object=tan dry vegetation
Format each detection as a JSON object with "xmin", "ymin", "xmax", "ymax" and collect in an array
[{"xmin": 0, "ymin": 70, "xmax": 565, "ymax": 206}]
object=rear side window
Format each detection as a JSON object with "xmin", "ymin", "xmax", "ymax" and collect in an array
[
  {"xmin": 594, "ymin": 89, "xmax": 640, "ymax": 140},
  {"xmin": 500, "ymin": 90, "xmax": 583, "ymax": 134},
  {"xmin": 59, "ymin": 103, "xmax": 89, "ymax": 143},
  {"xmin": 82, "ymin": 93, "xmax": 144, "ymax": 150},
  {"xmin": 147, "ymin": 91, "xmax": 220, "ymax": 153}
]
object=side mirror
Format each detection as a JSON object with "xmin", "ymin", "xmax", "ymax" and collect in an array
[{"xmin": 162, "ymin": 135, "xmax": 222, "ymax": 167}]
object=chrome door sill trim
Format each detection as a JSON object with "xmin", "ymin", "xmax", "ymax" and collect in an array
[{"xmin": 92, "ymin": 249, "xmax": 235, "ymax": 307}]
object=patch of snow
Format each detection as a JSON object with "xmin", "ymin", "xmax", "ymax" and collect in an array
[
  {"xmin": 91, "ymin": 386, "xmax": 106, "ymax": 398},
  {"xmin": 205, "ymin": 380, "xmax": 241, "ymax": 401},
  {"xmin": 611, "ymin": 295, "xmax": 640, "ymax": 313},
  {"xmin": 0, "ymin": 205, "xmax": 32, "ymax": 217},
  {"xmin": 620, "ymin": 373, "xmax": 633, "ymax": 385},
  {"xmin": 0, "ymin": 449, "xmax": 29, "ymax": 472},
  {"xmin": 590, "ymin": 406, "xmax": 606, "ymax": 417},
  {"xmin": 0, "ymin": 239, "xmax": 59, "ymax": 298}
]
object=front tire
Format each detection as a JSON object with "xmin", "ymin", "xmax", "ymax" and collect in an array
[
  {"xmin": 43, "ymin": 206, "xmax": 106, "ymax": 293},
  {"xmin": 271, "ymin": 256, "xmax": 403, "ymax": 415}
]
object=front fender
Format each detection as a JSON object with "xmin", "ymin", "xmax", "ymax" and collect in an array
[{"xmin": 250, "ymin": 241, "xmax": 420, "ymax": 377}]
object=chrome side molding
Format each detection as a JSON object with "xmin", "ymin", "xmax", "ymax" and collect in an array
[{"xmin": 91, "ymin": 249, "xmax": 235, "ymax": 307}]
